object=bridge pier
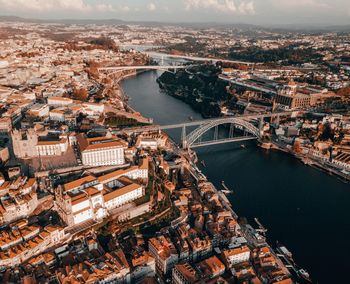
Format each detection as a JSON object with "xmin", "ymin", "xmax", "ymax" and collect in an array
[
  {"xmin": 229, "ymin": 124, "xmax": 234, "ymax": 138},
  {"xmin": 259, "ymin": 118, "xmax": 264, "ymax": 132},
  {"xmin": 214, "ymin": 125, "xmax": 219, "ymax": 141},
  {"xmin": 181, "ymin": 125, "xmax": 187, "ymax": 149}
]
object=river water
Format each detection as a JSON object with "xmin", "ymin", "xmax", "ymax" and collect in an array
[{"xmin": 121, "ymin": 70, "xmax": 350, "ymax": 284}]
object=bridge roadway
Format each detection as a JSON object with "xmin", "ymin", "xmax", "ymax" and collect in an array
[
  {"xmin": 191, "ymin": 136, "xmax": 257, "ymax": 148},
  {"xmin": 219, "ymin": 75, "xmax": 278, "ymax": 95},
  {"xmin": 145, "ymin": 51, "xmax": 256, "ymax": 66},
  {"xmin": 97, "ymin": 65, "xmax": 189, "ymax": 72}
]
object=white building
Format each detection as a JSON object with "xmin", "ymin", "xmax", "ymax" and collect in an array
[
  {"xmin": 82, "ymin": 102, "xmax": 105, "ymax": 114},
  {"xmin": 49, "ymin": 109, "xmax": 65, "ymax": 122},
  {"xmin": 77, "ymin": 134, "xmax": 126, "ymax": 167},
  {"xmin": 11, "ymin": 129, "xmax": 69, "ymax": 159},
  {"xmin": 47, "ymin": 96, "xmax": 73, "ymax": 107},
  {"xmin": 98, "ymin": 158, "xmax": 149, "ymax": 187},
  {"xmin": 104, "ymin": 183, "xmax": 143, "ymax": 210},
  {"xmin": 221, "ymin": 245, "xmax": 251, "ymax": 267},
  {"xmin": 55, "ymin": 168, "xmax": 145, "ymax": 227},
  {"xmin": 28, "ymin": 104, "xmax": 49, "ymax": 118}
]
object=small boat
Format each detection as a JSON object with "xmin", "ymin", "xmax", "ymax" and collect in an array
[
  {"xmin": 298, "ymin": 269, "xmax": 312, "ymax": 283},
  {"xmin": 200, "ymin": 160, "xmax": 206, "ymax": 167},
  {"xmin": 221, "ymin": 180, "xmax": 229, "ymax": 191},
  {"xmin": 240, "ymin": 144, "xmax": 246, "ymax": 148},
  {"xmin": 188, "ymin": 116, "xmax": 194, "ymax": 121}
]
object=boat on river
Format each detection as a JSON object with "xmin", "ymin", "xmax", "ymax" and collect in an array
[
  {"xmin": 221, "ymin": 180, "xmax": 232, "ymax": 194},
  {"xmin": 276, "ymin": 243, "xmax": 312, "ymax": 284}
]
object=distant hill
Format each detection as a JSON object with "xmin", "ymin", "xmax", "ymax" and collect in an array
[{"xmin": 0, "ymin": 15, "xmax": 349, "ymax": 32}]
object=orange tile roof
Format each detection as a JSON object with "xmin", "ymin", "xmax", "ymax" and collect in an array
[
  {"xmin": 223, "ymin": 245, "xmax": 250, "ymax": 257},
  {"xmin": 63, "ymin": 175, "xmax": 96, "ymax": 191},
  {"xmin": 85, "ymin": 187, "xmax": 101, "ymax": 197},
  {"xmin": 103, "ymin": 183, "xmax": 141, "ymax": 202},
  {"xmin": 37, "ymin": 138, "xmax": 67, "ymax": 146},
  {"xmin": 48, "ymin": 96, "xmax": 72, "ymax": 102},
  {"xmin": 97, "ymin": 166, "xmax": 138, "ymax": 184},
  {"xmin": 77, "ymin": 133, "xmax": 124, "ymax": 152}
]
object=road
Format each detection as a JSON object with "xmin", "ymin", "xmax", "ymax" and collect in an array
[{"xmin": 145, "ymin": 51, "xmax": 256, "ymax": 66}]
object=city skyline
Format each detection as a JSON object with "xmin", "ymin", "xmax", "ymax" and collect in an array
[{"xmin": 0, "ymin": 0, "xmax": 350, "ymax": 26}]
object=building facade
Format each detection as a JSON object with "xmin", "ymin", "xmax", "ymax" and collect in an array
[{"xmin": 77, "ymin": 134, "xmax": 125, "ymax": 167}]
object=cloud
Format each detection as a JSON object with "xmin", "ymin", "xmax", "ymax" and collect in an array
[
  {"xmin": 269, "ymin": 0, "xmax": 329, "ymax": 9},
  {"xmin": 184, "ymin": 0, "xmax": 255, "ymax": 15},
  {"xmin": 0, "ymin": 0, "xmax": 93, "ymax": 12},
  {"xmin": 0, "ymin": 0, "xmax": 132, "ymax": 13},
  {"xmin": 148, "ymin": 2, "xmax": 156, "ymax": 11},
  {"xmin": 96, "ymin": 3, "xmax": 116, "ymax": 13}
]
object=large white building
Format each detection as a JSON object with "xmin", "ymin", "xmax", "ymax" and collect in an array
[
  {"xmin": 55, "ymin": 164, "xmax": 147, "ymax": 227},
  {"xmin": 77, "ymin": 134, "xmax": 126, "ymax": 167},
  {"xmin": 98, "ymin": 158, "xmax": 149, "ymax": 186}
]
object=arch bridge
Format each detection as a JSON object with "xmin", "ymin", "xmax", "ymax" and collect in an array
[
  {"xmin": 182, "ymin": 117, "xmax": 260, "ymax": 149},
  {"xmin": 159, "ymin": 112, "xmax": 296, "ymax": 149},
  {"xmin": 98, "ymin": 65, "xmax": 190, "ymax": 74}
]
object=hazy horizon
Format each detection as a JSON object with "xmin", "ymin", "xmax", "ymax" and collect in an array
[{"xmin": 0, "ymin": 0, "xmax": 349, "ymax": 26}]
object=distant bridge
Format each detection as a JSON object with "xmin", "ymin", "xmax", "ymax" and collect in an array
[
  {"xmin": 145, "ymin": 51, "xmax": 256, "ymax": 66},
  {"xmin": 98, "ymin": 65, "xmax": 190, "ymax": 73}
]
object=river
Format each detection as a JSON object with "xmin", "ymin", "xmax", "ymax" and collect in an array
[{"xmin": 121, "ymin": 70, "xmax": 350, "ymax": 284}]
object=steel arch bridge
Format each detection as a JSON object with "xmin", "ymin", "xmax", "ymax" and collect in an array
[{"xmin": 182, "ymin": 117, "xmax": 261, "ymax": 149}]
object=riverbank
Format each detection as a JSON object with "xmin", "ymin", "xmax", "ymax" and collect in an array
[
  {"xmin": 262, "ymin": 142, "xmax": 350, "ymax": 183},
  {"xmin": 106, "ymin": 70, "xmax": 153, "ymax": 125}
]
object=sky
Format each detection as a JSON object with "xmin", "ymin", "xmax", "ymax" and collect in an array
[{"xmin": 0, "ymin": 0, "xmax": 350, "ymax": 26}]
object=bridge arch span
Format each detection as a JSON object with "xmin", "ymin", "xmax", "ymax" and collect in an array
[{"xmin": 184, "ymin": 118, "xmax": 260, "ymax": 148}]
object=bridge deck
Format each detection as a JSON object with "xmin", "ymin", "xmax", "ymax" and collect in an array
[
  {"xmin": 98, "ymin": 65, "xmax": 189, "ymax": 72},
  {"xmin": 191, "ymin": 136, "xmax": 257, "ymax": 148}
]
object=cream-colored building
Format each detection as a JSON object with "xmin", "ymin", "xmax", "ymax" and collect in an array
[
  {"xmin": 77, "ymin": 134, "xmax": 125, "ymax": 167},
  {"xmin": 47, "ymin": 96, "xmax": 73, "ymax": 107},
  {"xmin": 27, "ymin": 104, "xmax": 49, "ymax": 118},
  {"xmin": 11, "ymin": 129, "xmax": 69, "ymax": 159},
  {"xmin": 221, "ymin": 245, "xmax": 251, "ymax": 267},
  {"xmin": 55, "ymin": 166, "xmax": 146, "ymax": 227}
]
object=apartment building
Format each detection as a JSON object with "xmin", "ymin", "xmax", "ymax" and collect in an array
[
  {"xmin": 221, "ymin": 245, "xmax": 251, "ymax": 267},
  {"xmin": 0, "ymin": 223, "xmax": 65, "ymax": 267},
  {"xmin": 148, "ymin": 235, "xmax": 179, "ymax": 276},
  {"xmin": 0, "ymin": 177, "xmax": 38, "ymax": 225}
]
